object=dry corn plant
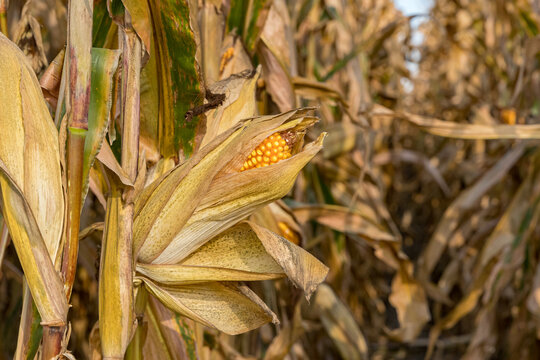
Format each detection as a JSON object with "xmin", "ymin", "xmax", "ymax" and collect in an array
[{"xmin": 0, "ymin": 0, "xmax": 330, "ymax": 359}]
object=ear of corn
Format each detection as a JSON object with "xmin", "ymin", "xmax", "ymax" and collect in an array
[{"xmin": 147, "ymin": 133, "xmax": 325, "ymax": 265}]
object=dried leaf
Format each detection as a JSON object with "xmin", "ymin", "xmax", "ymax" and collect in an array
[
  {"xmin": 293, "ymin": 205, "xmax": 396, "ymax": 242},
  {"xmin": 388, "ymin": 272, "xmax": 430, "ymax": 343},
  {"xmin": 313, "ymin": 284, "xmax": 368, "ymax": 360},
  {"xmin": 248, "ymin": 221, "xmax": 328, "ymax": 299}
]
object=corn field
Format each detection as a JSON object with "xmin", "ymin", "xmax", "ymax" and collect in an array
[{"xmin": 1, "ymin": 0, "xmax": 540, "ymax": 359}]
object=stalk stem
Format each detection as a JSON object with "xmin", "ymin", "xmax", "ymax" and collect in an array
[
  {"xmin": 61, "ymin": 0, "xmax": 93, "ymax": 301},
  {"xmin": 43, "ymin": 0, "xmax": 93, "ymax": 357},
  {"xmin": 41, "ymin": 325, "xmax": 66, "ymax": 360},
  {"xmin": 61, "ymin": 129, "xmax": 86, "ymax": 298}
]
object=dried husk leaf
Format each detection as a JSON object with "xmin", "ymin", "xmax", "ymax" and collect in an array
[
  {"xmin": 247, "ymin": 221, "xmax": 328, "ymax": 299},
  {"xmin": 137, "ymin": 218, "xmax": 327, "ymax": 302},
  {"xmin": 142, "ymin": 279, "xmax": 277, "ymax": 335},
  {"xmin": 0, "ymin": 33, "xmax": 64, "ymax": 262},
  {"xmin": 136, "ymin": 223, "xmax": 285, "ymax": 285},
  {"xmin": 0, "ymin": 34, "xmax": 67, "ymax": 325}
]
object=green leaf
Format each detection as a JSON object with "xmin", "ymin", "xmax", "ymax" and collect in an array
[
  {"xmin": 82, "ymin": 48, "xmax": 121, "ymax": 205},
  {"xmin": 92, "ymin": 0, "xmax": 116, "ymax": 47},
  {"xmin": 175, "ymin": 316, "xmax": 197, "ymax": 360},
  {"xmin": 227, "ymin": 0, "xmax": 249, "ymax": 35},
  {"xmin": 122, "ymin": 0, "xmax": 202, "ymax": 157},
  {"xmin": 244, "ymin": 0, "xmax": 270, "ymax": 53},
  {"xmin": 26, "ymin": 302, "xmax": 43, "ymax": 360}
]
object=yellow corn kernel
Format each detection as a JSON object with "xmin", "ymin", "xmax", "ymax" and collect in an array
[
  {"xmin": 240, "ymin": 132, "xmax": 293, "ymax": 171},
  {"xmin": 219, "ymin": 47, "xmax": 235, "ymax": 73},
  {"xmin": 278, "ymin": 221, "xmax": 300, "ymax": 245}
]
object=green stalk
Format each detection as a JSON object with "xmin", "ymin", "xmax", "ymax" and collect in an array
[{"xmin": 0, "ymin": 0, "xmax": 8, "ymax": 37}]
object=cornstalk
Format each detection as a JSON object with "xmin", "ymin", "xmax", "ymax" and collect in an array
[
  {"xmin": 62, "ymin": 0, "xmax": 92, "ymax": 301},
  {"xmin": 0, "ymin": 0, "xmax": 7, "ymax": 37},
  {"xmin": 99, "ymin": 11, "xmax": 141, "ymax": 359},
  {"xmin": 43, "ymin": 0, "xmax": 93, "ymax": 357}
]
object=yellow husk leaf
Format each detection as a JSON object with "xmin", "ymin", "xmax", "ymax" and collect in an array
[
  {"xmin": 135, "ymin": 220, "xmax": 328, "ymax": 334},
  {"xmin": 134, "ymin": 124, "xmax": 247, "ymax": 262}
]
